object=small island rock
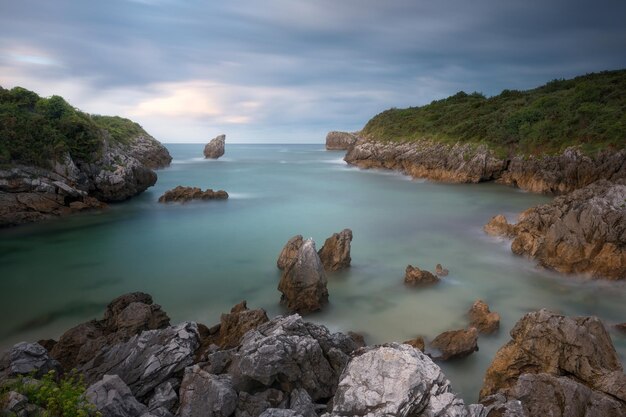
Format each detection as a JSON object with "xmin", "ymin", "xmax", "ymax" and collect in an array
[
  {"xmin": 204, "ymin": 134, "xmax": 226, "ymax": 159},
  {"xmin": 468, "ymin": 300, "xmax": 500, "ymax": 334},
  {"xmin": 158, "ymin": 186, "xmax": 228, "ymax": 203},
  {"xmin": 430, "ymin": 328, "xmax": 479, "ymax": 361},
  {"xmin": 317, "ymin": 229, "xmax": 353, "ymax": 272},
  {"xmin": 404, "ymin": 265, "xmax": 439, "ymax": 286}
]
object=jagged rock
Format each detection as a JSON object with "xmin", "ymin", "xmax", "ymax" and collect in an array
[
  {"xmin": 217, "ymin": 301, "xmax": 270, "ymax": 349},
  {"xmin": 325, "ymin": 131, "xmax": 358, "ymax": 150},
  {"xmin": 147, "ymin": 380, "xmax": 178, "ymax": 413},
  {"xmin": 235, "ymin": 389, "xmax": 287, "ymax": 417},
  {"xmin": 277, "ymin": 235, "xmax": 304, "ymax": 270},
  {"xmin": 480, "ymin": 309, "xmax": 626, "ymax": 402},
  {"xmin": 158, "ymin": 186, "xmax": 228, "ymax": 203},
  {"xmin": 435, "ymin": 263, "xmax": 449, "ymax": 276},
  {"xmin": 330, "ymin": 343, "xmax": 480, "ymax": 417},
  {"xmin": 0, "ymin": 342, "xmax": 60, "ymax": 379},
  {"xmin": 127, "ymin": 134, "xmax": 172, "ymax": 169},
  {"xmin": 289, "ymin": 389, "xmax": 317, "ymax": 417},
  {"xmin": 404, "ymin": 265, "xmax": 439, "ymax": 286},
  {"xmin": 80, "ymin": 322, "xmax": 200, "ymax": 398},
  {"xmin": 179, "ymin": 365, "xmax": 238, "ymax": 417},
  {"xmin": 430, "ymin": 328, "xmax": 479, "ymax": 361},
  {"xmin": 481, "ymin": 373, "xmax": 626, "ymax": 417},
  {"xmin": 278, "ymin": 239, "xmax": 329, "ymax": 314},
  {"xmin": 483, "ymin": 214, "xmax": 515, "ymax": 237},
  {"xmin": 317, "ymin": 229, "xmax": 353, "ymax": 272},
  {"xmin": 228, "ymin": 314, "xmax": 358, "ymax": 401},
  {"xmin": 403, "ymin": 336, "xmax": 425, "ymax": 352},
  {"xmin": 468, "ymin": 300, "xmax": 500, "ymax": 334},
  {"xmin": 204, "ymin": 134, "xmax": 226, "ymax": 159},
  {"xmin": 86, "ymin": 374, "xmax": 148, "ymax": 417},
  {"xmin": 485, "ymin": 179, "xmax": 626, "ymax": 279},
  {"xmin": 51, "ymin": 292, "xmax": 170, "ymax": 370}
]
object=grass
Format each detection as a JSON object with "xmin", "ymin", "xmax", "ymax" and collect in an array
[{"xmin": 361, "ymin": 69, "xmax": 626, "ymax": 156}]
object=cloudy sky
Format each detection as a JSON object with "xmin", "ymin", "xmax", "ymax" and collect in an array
[{"xmin": 1, "ymin": 0, "xmax": 625, "ymax": 143}]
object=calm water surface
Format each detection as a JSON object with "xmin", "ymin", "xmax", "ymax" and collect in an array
[{"xmin": 1, "ymin": 144, "xmax": 625, "ymax": 402}]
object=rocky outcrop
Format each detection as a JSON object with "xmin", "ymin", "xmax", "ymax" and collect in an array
[
  {"xmin": 0, "ymin": 342, "xmax": 61, "ymax": 379},
  {"xmin": 178, "ymin": 366, "xmax": 237, "ymax": 417},
  {"xmin": 468, "ymin": 300, "xmax": 500, "ymax": 334},
  {"xmin": 345, "ymin": 139, "xmax": 507, "ymax": 183},
  {"xmin": 404, "ymin": 264, "xmax": 439, "ymax": 286},
  {"xmin": 204, "ymin": 134, "xmax": 226, "ymax": 159},
  {"xmin": 403, "ymin": 336, "xmax": 425, "ymax": 352},
  {"xmin": 158, "ymin": 186, "xmax": 228, "ymax": 203},
  {"xmin": 86, "ymin": 374, "xmax": 149, "ymax": 417},
  {"xmin": 480, "ymin": 309, "xmax": 626, "ymax": 403},
  {"xmin": 317, "ymin": 229, "xmax": 353, "ymax": 271},
  {"xmin": 127, "ymin": 134, "xmax": 172, "ymax": 169},
  {"xmin": 278, "ymin": 239, "xmax": 329, "ymax": 314},
  {"xmin": 277, "ymin": 235, "xmax": 304, "ymax": 270},
  {"xmin": 198, "ymin": 301, "xmax": 270, "ymax": 351},
  {"xmin": 485, "ymin": 179, "xmax": 626, "ymax": 279},
  {"xmin": 430, "ymin": 328, "xmax": 479, "ymax": 361},
  {"xmin": 325, "ymin": 131, "xmax": 358, "ymax": 150},
  {"xmin": 484, "ymin": 214, "xmax": 515, "ymax": 237}
]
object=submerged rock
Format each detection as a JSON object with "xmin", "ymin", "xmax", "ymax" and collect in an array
[
  {"xmin": 317, "ymin": 229, "xmax": 353, "ymax": 272},
  {"xmin": 277, "ymin": 235, "xmax": 304, "ymax": 270},
  {"xmin": 430, "ymin": 328, "xmax": 479, "ymax": 361},
  {"xmin": 278, "ymin": 239, "xmax": 328, "ymax": 314},
  {"xmin": 158, "ymin": 186, "xmax": 228, "ymax": 203},
  {"xmin": 325, "ymin": 131, "xmax": 358, "ymax": 150},
  {"xmin": 404, "ymin": 264, "xmax": 439, "ymax": 286},
  {"xmin": 468, "ymin": 300, "xmax": 500, "ymax": 334},
  {"xmin": 204, "ymin": 134, "xmax": 226, "ymax": 159}
]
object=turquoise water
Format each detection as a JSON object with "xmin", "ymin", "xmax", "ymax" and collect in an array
[{"xmin": 1, "ymin": 144, "xmax": 625, "ymax": 402}]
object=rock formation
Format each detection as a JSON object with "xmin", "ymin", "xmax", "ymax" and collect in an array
[
  {"xmin": 278, "ymin": 239, "xmax": 328, "ymax": 314},
  {"xmin": 485, "ymin": 179, "xmax": 626, "ymax": 279},
  {"xmin": 468, "ymin": 300, "xmax": 500, "ymax": 334},
  {"xmin": 158, "ymin": 186, "xmax": 228, "ymax": 203},
  {"xmin": 317, "ymin": 229, "xmax": 353, "ymax": 271},
  {"xmin": 403, "ymin": 336, "xmax": 425, "ymax": 352},
  {"xmin": 204, "ymin": 134, "xmax": 226, "ymax": 159},
  {"xmin": 325, "ymin": 131, "xmax": 358, "ymax": 150},
  {"xmin": 404, "ymin": 264, "xmax": 439, "ymax": 285},
  {"xmin": 430, "ymin": 328, "xmax": 479, "ymax": 361},
  {"xmin": 0, "ymin": 342, "xmax": 60, "ymax": 379},
  {"xmin": 277, "ymin": 235, "xmax": 304, "ymax": 270},
  {"xmin": 435, "ymin": 263, "xmax": 449, "ymax": 276}
]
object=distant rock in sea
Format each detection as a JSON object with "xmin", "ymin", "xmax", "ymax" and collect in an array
[
  {"xmin": 404, "ymin": 264, "xmax": 439, "ymax": 286},
  {"xmin": 204, "ymin": 134, "xmax": 226, "ymax": 159},
  {"xmin": 158, "ymin": 186, "xmax": 228, "ymax": 203}
]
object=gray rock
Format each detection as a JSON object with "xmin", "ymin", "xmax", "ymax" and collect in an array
[
  {"xmin": 204, "ymin": 134, "xmax": 226, "ymax": 159},
  {"xmin": 0, "ymin": 391, "xmax": 29, "ymax": 417},
  {"xmin": 289, "ymin": 389, "xmax": 317, "ymax": 417},
  {"xmin": 330, "ymin": 343, "xmax": 479, "ymax": 417},
  {"xmin": 0, "ymin": 342, "xmax": 60, "ymax": 379},
  {"xmin": 86, "ymin": 374, "xmax": 148, "ymax": 417},
  {"xmin": 80, "ymin": 322, "xmax": 200, "ymax": 398},
  {"xmin": 259, "ymin": 410, "xmax": 304, "ymax": 417},
  {"xmin": 178, "ymin": 365, "xmax": 238, "ymax": 417},
  {"xmin": 147, "ymin": 380, "xmax": 178, "ymax": 412},
  {"xmin": 235, "ymin": 389, "xmax": 287, "ymax": 417},
  {"xmin": 278, "ymin": 239, "xmax": 328, "ymax": 314}
]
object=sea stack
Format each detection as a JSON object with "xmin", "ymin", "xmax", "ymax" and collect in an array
[{"xmin": 204, "ymin": 134, "xmax": 226, "ymax": 159}]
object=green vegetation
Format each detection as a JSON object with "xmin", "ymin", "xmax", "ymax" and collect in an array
[
  {"xmin": 0, "ymin": 86, "xmax": 148, "ymax": 168},
  {"xmin": 362, "ymin": 69, "xmax": 626, "ymax": 155},
  {"xmin": 1, "ymin": 370, "xmax": 101, "ymax": 417}
]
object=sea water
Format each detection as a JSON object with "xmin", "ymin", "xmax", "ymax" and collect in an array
[{"xmin": 1, "ymin": 143, "xmax": 625, "ymax": 402}]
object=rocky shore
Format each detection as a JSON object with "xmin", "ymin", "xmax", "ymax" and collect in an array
[{"xmin": 1, "ymin": 293, "xmax": 624, "ymax": 417}]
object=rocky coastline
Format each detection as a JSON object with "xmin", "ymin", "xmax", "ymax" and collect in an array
[{"xmin": 1, "ymin": 292, "xmax": 625, "ymax": 417}]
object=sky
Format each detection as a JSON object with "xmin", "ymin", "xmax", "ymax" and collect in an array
[{"xmin": 1, "ymin": 1, "xmax": 625, "ymax": 143}]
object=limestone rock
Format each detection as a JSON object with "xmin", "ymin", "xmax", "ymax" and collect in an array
[
  {"xmin": 479, "ymin": 309, "xmax": 625, "ymax": 401},
  {"xmin": 126, "ymin": 134, "xmax": 172, "ymax": 169},
  {"xmin": 179, "ymin": 365, "xmax": 238, "ymax": 417},
  {"xmin": 277, "ymin": 235, "xmax": 304, "ymax": 270},
  {"xmin": 317, "ymin": 229, "xmax": 353, "ymax": 272},
  {"xmin": 404, "ymin": 265, "xmax": 439, "ymax": 286},
  {"xmin": 158, "ymin": 186, "xmax": 228, "ymax": 203},
  {"xmin": 468, "ymin": 300, "xmax": 500, "ymax": 334},
  {"xmin": 484, "ymin": 214, "xmax": 515, "ymax": 238},
  {"xmin": 278, "ymin": 239, "xmax": 329, "ymax": 314},
  {"xmin": 435, "ymin": 263, "xmax": 449, "ymax": 276},
  {"xmin": 0, "ymin": 342, "xmax": 60, "ymax": 379},
  {"xmin": 204, "ymin": 134, "xmax": 226, "ymax": 159},
  {"xmin": 330, "ymin": 343, "xmax": 480, "ymax": 417},
  {"xmin": 325, "ymin": 131, "xmax": 358, "ymax": 150},
  {"xmin": 430, "ymin": 328, "xmax": 479, "ymax": 361},
  {"xmin": 86, "ymin": 374, "xmax": 148, "ymax": 417}
]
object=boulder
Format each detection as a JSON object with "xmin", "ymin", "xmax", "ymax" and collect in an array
[
  {"xmin": 403, "ymin": 336, "xmax": 425, "ymax": 352},
  {"xmin": 235, "ymin": 389, "xmax": 287, "ymax": 417},
  {"xmin": 0, "ymin": 342, "xmax": 60, "ymax": 379},
  {"xmin": 86, "ymin": 374, "xmax": 148, "ymax": 417},
  {"xmin": 147, "ymin": 380, "xmax": 178, "ymax": 413},
  {"xmin": 330, "ymin": 343, "xmax": 480, "ymax": 417},
  {"xmin": 158, "ymin": 186, "xmax": 228, "ymax": 203},
  {"xmin": 430, "ymin": 328, "xmax": 479, "ymax": 361},
  {"xmin": 278, "ymin": 239, "xmax": 329, "ymax": 314},
  {"xmin": 435, "ymin": 263, "xmax": 449, "ymax": 276},
  {"xmin": 204, "ymin": 134, "xmax": 226, "ymax": 159},
  {"xmin": 216, "ymin": 301, "xmax": 270, "ymax": 349},
  {"xmin": 277, "ymin": 235, "xmax": 304, "ymax": 270},
  {"xmin": 325, "ymin": 131, "xmax": 358, "ymax": 150},
  {"xmin": 404, "ymin": 265, "xmax": 439, "ymax": 286},
  {"xmin": 347, "ymin": 331, "xmax": 366, "ymax": 348},
  {"xmin": 317, "ymin": 229, "xmax": 353, "ymax": 272},
  {"xmin": 468, "ymin": 300, "xmax": 500, "ymax": 334},
  {"xmin": 178, "ymin": 365, "xmax": 238, "ymax": 417},
  {"xmin": 480, "ymin": 309, "xmax": 626, "ymax": 402}
]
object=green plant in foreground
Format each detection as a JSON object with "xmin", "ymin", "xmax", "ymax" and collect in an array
[{"xmin": 3, "ymin": 370, "xmax": 101, "ymax": 417}]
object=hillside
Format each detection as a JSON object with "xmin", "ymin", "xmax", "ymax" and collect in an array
[{"xmin": 361, "ymin": 69, "xmax": 626, "ymax": 156}]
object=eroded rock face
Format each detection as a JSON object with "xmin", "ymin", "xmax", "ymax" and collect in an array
[
  {"xmin": 404, "ymin": 265, "xmax": 439, "ymax": 286},
  {"xmin": 278, "ymin": 239, "xmax": 329, "ymax": 314},
  {"xmin": 0, "ymin": 342, "xmax": 60, "ymax": 379},
  {"xmin": 317, "ymin": 229, "xmax": 353, "ymax": 272},
  {"xmin": 204, "ymin": 134, "xmax": 226, "ymax": 159},
  {"xmin": 330, "ymin": 343, "xmax": 480, "ymax": 417},
  {"xmin": 127, "ymin": 134, "xmax": 172, "ymax": 169},
  {"xmin": 216, "ymin": 301, "xmax": 270, "ymax": 349},
  {"xmin": 325, "ymin": 131, "xmax": 358, "ymax": 150},
  {"xmin": 480, "ymin": 309, "xmax": 625, "ymax": 402},
  {"xmin": 468, "ymin": 300, "xmax": 500, "ymax": 334},
  {"xmin": 86, "ymin": 375, "xmax": 148, "ymax": 417},
  {"xmin": 158, "ymin": 186, "xmax": 228, "ymax": 203},
  {"xmin": 277, "ymin": 235, "xmax": 304, "ymax": 270},
  {"xmin": 485, "ymin": 179, "xmax": 626, "ymax": 279},
  {"xmin": 430, "ymin": 328, "xmax": 479, "ymax": 361},
  {"xmin": 179, "ymin": 366, "xmax": 238, "ymax": 417}
]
